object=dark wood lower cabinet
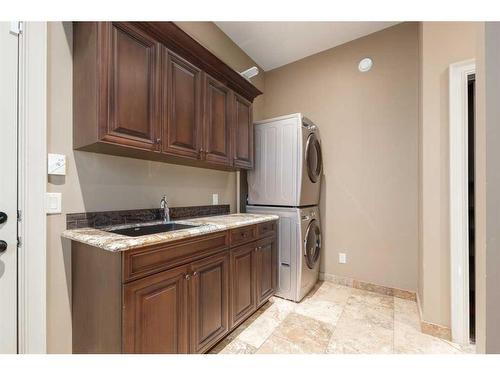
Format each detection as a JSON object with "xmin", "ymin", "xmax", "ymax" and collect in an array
[
  {"xmin": 189, "ymin": 252, "xmax": 230, "ymax": 353},
  {"xmin": 72, "ymin": 221, "xmax": 277, "ymax": 354},
  {"xmin": 230, "ymin": 243, "xmax": 257, "ymax": 328},
  {"xmin": 123, "ymin": 264, "xmax": 189, "ymax": 354}
]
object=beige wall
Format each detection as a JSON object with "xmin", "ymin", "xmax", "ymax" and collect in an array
[
  {"xmin": 263, "ymin": 23, "xmax": 420, "ymax": 292},
  {"xmin": 46, "ymin": 22, "xmax": 263, "ymax": 353},
  {"xmin": 475, "ymin": 22, "xmax": 487, "ymax": 354},
  {"xmin": 419, "ymin": 22, "xmax": 480, "ymax": 327},
  {"xmin": 475, "ymin": 22, "xmax": 500, "ymax": 354}
]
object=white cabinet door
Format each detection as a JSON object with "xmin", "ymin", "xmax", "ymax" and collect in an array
[{"xmin": 0, "ymin": 22, "xmax": 19, "ymax": 354}]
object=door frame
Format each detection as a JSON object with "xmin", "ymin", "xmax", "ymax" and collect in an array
[
  {"xmin": 449, "ymin": 59, "xmax": 475, "ymax": 345},
  {"xmin": 17, "ymin": 21, "xmax": 47, "ymax": 353}
]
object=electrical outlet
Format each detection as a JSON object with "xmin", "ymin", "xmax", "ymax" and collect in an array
[
  {"xmin": 339, "ymin": 252, "xmax": 347, "ymax": 264},
  {"xmin": 212, "ymin": 193, "xmax": 219, "ymax": 205}
]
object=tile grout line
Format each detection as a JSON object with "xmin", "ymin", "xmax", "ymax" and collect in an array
[
  {"xmin": 254, "ymin": 313, "xmax": 289, "ymax": 352},
  {"xmin": 322, "ymin": 287, "xmax": 353, "ymax": 354}
]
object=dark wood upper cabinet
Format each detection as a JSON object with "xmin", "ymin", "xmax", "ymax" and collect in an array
[
  {"xmin": 163, "ymin": 50, "xmax": 202, "ymax": 159},
  {"xmin": 232, "ymin": 93, "xmax": 254, "ymax": 169},
  {"xmin": 74, "ymin": 22, "xmax": 161, "ymax": 152},
  {"xmin": 122, "ymin": 264, "xmax": 189, "ymax": 354},
  {"xmin": 255, "ymin": 236, "xmax": 277, "ymax": 307},
  {"xmin": 189, "ymin": 252, "xmax": 230, "ymax": 353},
  {"xmin": 73, "ymin": 22, "xmax": 261, "ymax": 171},
  {"xmin": 202, "ymin": 74, "xmax": 232, "ymax": 166},
  {"xmin": 229, "ymin": 243, "xmax": 257, "ymax": 328},
  {"xmin": 106, "ymin": 22, "xmax": 161, "ymax": 150}
]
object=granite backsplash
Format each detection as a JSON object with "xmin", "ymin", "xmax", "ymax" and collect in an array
[{"xmin": 66, "ymin": 204, "xmax": 230, "ymax": 229}]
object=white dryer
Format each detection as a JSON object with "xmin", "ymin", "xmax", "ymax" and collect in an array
[
  {"xmin": 246, "ymin": 205, "xmax": 321, "ymax": 302},
  {"xmin": 248, "ymin": 113, "xmax": 322, "ymax": 207}
]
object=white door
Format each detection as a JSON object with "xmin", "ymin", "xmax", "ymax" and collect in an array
[{"xmin": 0, "ymin": 22, "xmax": 19, "ymax": 354}]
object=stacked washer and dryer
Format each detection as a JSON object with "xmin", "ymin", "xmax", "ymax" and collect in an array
[{"xmin": 247, "ymin": 113, "xmax": 323, "ymax": 302}]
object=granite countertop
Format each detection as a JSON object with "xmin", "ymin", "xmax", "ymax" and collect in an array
[{"xmin": 62, "ymin": 213, "xmax": 278, "ymax": 252}]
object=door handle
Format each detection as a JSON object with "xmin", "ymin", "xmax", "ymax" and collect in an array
[
  {"xmin": 0, "ymin": 240, "xmax": 7, "ymax": 254},
  {"xmin": 0, "ymin": 212, "xmax": 7, "ymax": 224}
]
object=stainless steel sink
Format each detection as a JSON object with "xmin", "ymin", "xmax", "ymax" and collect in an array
[{"xmin": 107, "ymin": 223, "xmax": 199, "ymax": 237}]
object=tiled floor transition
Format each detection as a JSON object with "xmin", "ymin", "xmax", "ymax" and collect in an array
[{"xmin": 210, "ymin": 281, "xmax": 476, "ymax": 354}]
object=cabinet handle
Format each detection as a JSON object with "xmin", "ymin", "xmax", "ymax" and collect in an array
[
  {"xmin": 185, "ymin": 274, "xmax": 191, "ymax": 280},
  {"xmin": 192, "ymin": 271, "xmax": 198, "ymax": 277},
  {"xmin": 155, "ymin": 138, "xmax": 162, "ymax": 151}
]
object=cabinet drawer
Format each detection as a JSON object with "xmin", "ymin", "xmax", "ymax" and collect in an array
[
  {"xmin": 229, "ymin": 225, "xmax": 256, "ymax": 247},
  {"xmin": 256, "ymin": 220, "xmax": 276, "ymax": 238},
  {"xmin": 123, "ymin": 231, "xmax": 229, "ymax": 282}
]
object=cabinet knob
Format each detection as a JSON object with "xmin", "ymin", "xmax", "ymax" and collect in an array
[
  {"xmin": 185, "ymin": 274, "xmax": 191, "ymax": 280},
  {"xmin": 192, "ymin": 271, "xmax": 198, "ymax": 277}
]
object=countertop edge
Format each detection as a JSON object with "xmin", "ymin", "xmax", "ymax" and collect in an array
[{"xmin": 62, "ymin": 214, "xmax": 279, "ymax": 252}]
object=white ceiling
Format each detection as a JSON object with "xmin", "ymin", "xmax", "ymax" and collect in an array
[{"xmin": 215, "ymin": 22, "xmax": 399, "ymax": 71}]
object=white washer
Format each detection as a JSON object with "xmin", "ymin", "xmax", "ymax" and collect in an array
[
  {"xmin": 246, "ymin": 205, "xmax": 321, "ymax": 302},
  {"xmin": 248, "ymin": 113, "xmax": 322, "ymax": 207}
]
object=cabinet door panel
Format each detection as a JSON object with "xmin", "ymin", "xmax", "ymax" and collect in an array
[
  {"xmin": 203, "ymin": 75, "xmax": 231, "ymax": 166},
  {"xmin": 256, "ymin": 236, "xmax": 277, "ymax": 307},
  {"xmin": 232, "ymin": 93, "xmax": 253, "ymax": 169},
  {"xmin": 189, "ymin": 252, "xmax": 229, "ymax": 353},
  {"xmin": 105, "ymin": 22, "xmax": 160, "ymax": 150},
  {"xmin": 123, "ymin": 265, "xmax": 189, "ymax": 354},
  {"xmin": 163, "ymin": 50, "xmax": 202, "ymax": 158},
  {"xmin": 230, "ymin": 243, "xmax": 257, "ymax": 328}
]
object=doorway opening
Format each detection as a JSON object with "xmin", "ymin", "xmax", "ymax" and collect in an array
[
  {"xmin": 449, "ymin": 59, "xmax": 475, "ymax": 346},
  {"xmin": 467, "ymin": 74, "xmax": 475, "ymax": 344}
]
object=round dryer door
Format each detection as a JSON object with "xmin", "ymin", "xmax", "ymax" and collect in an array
[
  {"xmin": 304, "ymin": 219, "xmax": 321, "ymax": 269},
  {"xmin": 305, "ymin": 133, "xmax": 322, "ymax": 183}
]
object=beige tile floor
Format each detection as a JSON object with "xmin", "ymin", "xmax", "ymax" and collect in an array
[{"xmin": 210, "ymin": 281, "xmax": 476, "ymax": 354}]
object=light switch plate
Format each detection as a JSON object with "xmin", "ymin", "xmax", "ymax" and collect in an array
[
  {"xmin": 212, "ymin": 194, "xmax": 219, "ymax": 205},
  {"xmin": 48, "ymin": 153, "xmax": 66, "ymax": 176},
  {"xmin": 46, "ymin": 192, "xmax": 62, "ymax": 214},
  {"xmin": 339, "ymin": 252, "xmax": 347, "ymax": 264}
]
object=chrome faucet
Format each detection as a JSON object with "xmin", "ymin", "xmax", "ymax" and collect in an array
[{"xmin": 160, "ymin": 195, "xmax": 170, "ymax": 223}]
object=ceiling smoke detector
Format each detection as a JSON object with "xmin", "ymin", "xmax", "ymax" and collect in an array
[{"xmin": 358, "ymin": 57, "xmax": 373, "ymax": 72}]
